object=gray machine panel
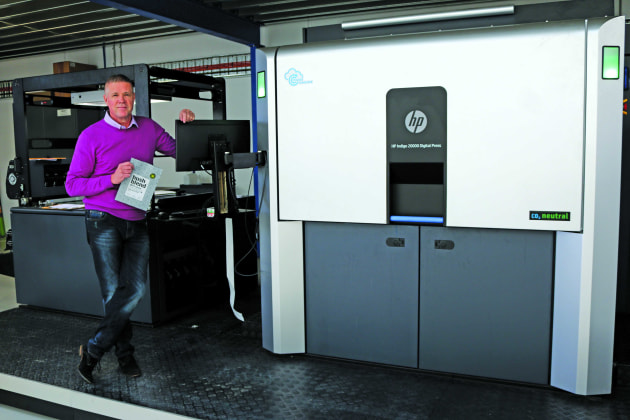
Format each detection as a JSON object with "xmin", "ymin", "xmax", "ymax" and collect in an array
[
  {"xmin": 305, "ymin": 222, "xmax": 419, "ymax": 368},
  {"xmin": 419, "ymin": 226, "xmax": 553, "ymax": 384},
  {"xmin": 11, "ymin": 209, "xmax": 152, "ymax": 323},
  {"xmin": 26, "ymin": 106, "xmax": 101, "ymax": 139}
]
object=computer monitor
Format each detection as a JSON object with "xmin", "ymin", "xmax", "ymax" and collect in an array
[{"xmin": 175, "ymin": 119, "xmax": 251, "ymax": 172}]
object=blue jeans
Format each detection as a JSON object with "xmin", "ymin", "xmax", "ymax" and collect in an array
[{"xmin": 84, "ymin": 210, "xmax": 149, "ymax": 360}]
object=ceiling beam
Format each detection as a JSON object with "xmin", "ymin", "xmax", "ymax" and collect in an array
[{"xmin": 88, "ymin": 0, "xmax": 261, "ymax": 46}]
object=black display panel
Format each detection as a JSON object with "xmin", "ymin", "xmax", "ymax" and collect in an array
[
  {"xmin": 386, "ymin": 86, "xmax": 447, "ymax": 223},
  {"xmin": 175, "ymin": 120, "xmax": 251, "ymax": 172}
]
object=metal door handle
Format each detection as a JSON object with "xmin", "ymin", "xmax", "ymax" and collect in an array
[{"xmin": 434, "ymin": 240, "xmax": 454, "ymax": 250}]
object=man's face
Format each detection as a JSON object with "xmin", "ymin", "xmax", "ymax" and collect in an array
[{"xmin": 103, "ymin": 81, "xmax": 135, "ymax": 125}]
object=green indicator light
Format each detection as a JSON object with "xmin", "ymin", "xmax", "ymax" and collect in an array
[
  {"xmin": 602, "ymin": 46, "xmax": 620, "ymax": 79},
  {"xmin": 257, "ymin": 71, "xmax": 266, "ymax": 98}
]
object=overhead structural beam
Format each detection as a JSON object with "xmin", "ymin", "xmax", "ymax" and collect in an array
[{"xmin": 89, "ymin": 0, "xmax": 261, "ymax": 47}]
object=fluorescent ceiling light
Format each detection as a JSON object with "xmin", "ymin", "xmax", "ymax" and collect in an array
[
  {"xmin": 70, "ymin": 90, "xmax": 105, "ymax": 106},
  {"xmin": 70, "ymin": 90, "xmax": 171, "ymax": 106},
  {"xmin": 342, "ymin": 6, "xmax": 515, "ymax": 30}
]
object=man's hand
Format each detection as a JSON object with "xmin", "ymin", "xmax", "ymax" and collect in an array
[
  {"xmin": 179, "ymin": 109, "xmax": 195, "ymax": 123},
  {"xmin": 111, "ymin": 161, "xmax": 134, "ymax": 185}
]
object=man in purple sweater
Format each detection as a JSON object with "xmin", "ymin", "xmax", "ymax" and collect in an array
[{"xmin": 66, "ymin": 74, "xmax": 195, "ymax": 384}]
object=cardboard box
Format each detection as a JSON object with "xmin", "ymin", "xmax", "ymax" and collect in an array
[
  {"xmin": 34, "ymin": 62, "xmax": 98, "ymax": 100},
  {"xmin": 53, "ymin": 61, "xmax": 97, "ymax": 74}
]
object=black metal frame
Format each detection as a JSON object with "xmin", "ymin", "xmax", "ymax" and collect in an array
[{"xmin": 10, "ymin": 64, "xmax": 226, "ymax": 205}]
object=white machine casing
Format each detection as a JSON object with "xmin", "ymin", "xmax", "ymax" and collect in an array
[{"xmin": 272, "ymin": 20, "xmax": 598, "ymax": 231}]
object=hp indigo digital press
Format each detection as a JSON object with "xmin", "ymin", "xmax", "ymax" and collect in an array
[{"xmin": 255, "ymin": 16, "xmax": 625, "ymax": 395}]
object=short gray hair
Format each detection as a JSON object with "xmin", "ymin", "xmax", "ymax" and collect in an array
[{"xmin": 104, "ymin": 74, "xmax": 134, "ymax": 94}]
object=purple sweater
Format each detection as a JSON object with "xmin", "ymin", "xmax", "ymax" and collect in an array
[{"xmin": 65, "ymin": 116, "xmax": 176, "ymax": 221}]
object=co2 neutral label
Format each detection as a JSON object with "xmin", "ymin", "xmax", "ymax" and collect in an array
[{"xmin": 529, "ymin": 211, "xmax": 571, "ymax": 221}]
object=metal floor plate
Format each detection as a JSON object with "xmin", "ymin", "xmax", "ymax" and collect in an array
[{"xmin": 0, "ymin": 305, "xmax": 629, "ymax": 419}]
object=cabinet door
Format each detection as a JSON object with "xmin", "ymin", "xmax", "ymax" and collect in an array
[
  {"xmin": 12, "ymin": 211, "xmax": 103, "ymax": 316},
  {"xmin": 419, "ymin": 226, "xmax": 553, "ymax": 384},
  {"xmin": 305, "ymin": 222, "xmax": 419, "ymax": 368},
  {"xmin": 11, "ymin": 210, "xmax": 153, "ymax": 323}
]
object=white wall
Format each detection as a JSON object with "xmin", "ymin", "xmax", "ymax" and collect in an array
[
  {"xmin": 0, "ymin": 98, "xmax": 14, "ymax": 234},
  {"xmin": 0, "ymin": 31, "xmax": 250, "ymax": 79}
]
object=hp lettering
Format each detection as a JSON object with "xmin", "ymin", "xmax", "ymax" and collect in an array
[{"xmin": 405, "ymin": 110, "xmax": 428, "ymax": 134}]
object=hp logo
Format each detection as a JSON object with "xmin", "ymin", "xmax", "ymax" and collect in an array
[{"xmin": 405, "ymin": 110, "xmax": 428, "ymax": 134}]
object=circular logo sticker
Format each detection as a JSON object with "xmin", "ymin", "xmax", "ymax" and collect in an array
[{"xmin": 405, "ymin": 110, "xmax": 428, "ymax": 134}]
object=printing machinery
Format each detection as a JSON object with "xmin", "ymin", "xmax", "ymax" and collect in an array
[
  {"xmin": 255, "ymin": 15, "xmax": 625, "ymax": 396},
  {"xmin": 5, "ymin": 65, "xmax": 259, "ymax": 325},
  {"xmin": 6, "ymin": 64, "xmax": 226, "ymax": 207}
]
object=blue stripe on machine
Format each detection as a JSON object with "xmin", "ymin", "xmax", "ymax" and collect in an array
[{"xmin": 390, "ymin": 215, "xmax": 444, "ymax": 224}]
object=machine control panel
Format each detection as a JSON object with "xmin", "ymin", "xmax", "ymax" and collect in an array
[{"xmin": 387, "ymin": 86, "xmax": 447, "ymax": 224}]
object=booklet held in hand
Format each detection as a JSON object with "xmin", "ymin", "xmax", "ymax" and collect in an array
[{"xmin": 115, "ymin": 158, "xmax": 162, "ymax": 210}]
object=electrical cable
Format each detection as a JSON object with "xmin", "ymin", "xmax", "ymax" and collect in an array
[
  {"xmin": 233, "ymin": 167, "xmax": 259, "ymax": 277},
  {"xmin": 182, "ymin": 160, "xmax": 268, "ymax": 278},
  {"xmin": 199, "ymin": 163, "xmax": 212, "ymax": 178},
  {"xmin": 234, "ymin": 236, "xmax": 259, "ymax": 277}
]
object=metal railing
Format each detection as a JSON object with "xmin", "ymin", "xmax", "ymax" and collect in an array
[
  {"xmin": 0, "ymin": 80, "xmax": 12, "ymax": 99},
  {"xmin": 151, "ymin": 54, "xmax": 251, "ymax": 81}
]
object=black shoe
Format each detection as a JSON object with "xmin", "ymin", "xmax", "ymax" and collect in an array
[
  {"xmin": 118, "ymin": 355, "xmax": 142, "ymax": 377},
  {"xmin": 78, "ymin": 344, "xmax": 99, "ymax": 384}
]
